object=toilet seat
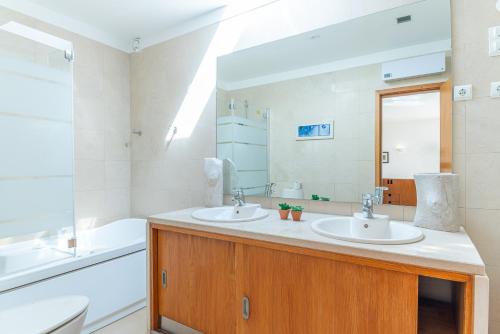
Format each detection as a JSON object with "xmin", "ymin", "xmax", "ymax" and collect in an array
[{"xmin": 0, "ymin": 295, "xmax": 89, "ymax": 334}]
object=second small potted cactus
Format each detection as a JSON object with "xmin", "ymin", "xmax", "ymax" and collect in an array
[
  {"xmin": 291, "ymin": 206, "xmax": 304, "ymax": 222},
  {"xmin": 278, "ymin": 203, "xmax": 291, "ymax": 220}
]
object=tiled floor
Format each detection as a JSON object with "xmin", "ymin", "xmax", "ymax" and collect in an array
[{"xmin": 93, "ymin": 308, "xmax": 148, "ymax": 334}]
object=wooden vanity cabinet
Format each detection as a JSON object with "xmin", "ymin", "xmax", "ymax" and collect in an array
[
  {"xmin": 154, "ymin": 230, "xmax": 236, "ymax": 333},
  {"xmin": 236, "ymin": 244, "xmax": 418, "ymax": 334},
  {"xmin": 149, "ymin": 225, "xmax": 473, "ymax": 334}
]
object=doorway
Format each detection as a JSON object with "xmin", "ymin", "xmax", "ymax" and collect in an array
[{"xmin": 375, "ymin": 81, "xmax": 452, "ymax": 206}]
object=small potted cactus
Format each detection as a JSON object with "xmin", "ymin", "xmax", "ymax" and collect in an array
[
  {"xmin": 291, "ymin": 206, "xmax": 304, "ymax": 222},
  {"xmin": 278, "ymin": 203, "xmax": 291, "ymax": 220}
]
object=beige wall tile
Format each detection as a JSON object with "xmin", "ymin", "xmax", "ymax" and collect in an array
[
  {"xmin": 486, "ymin": 265, "xmax": 500, "ymax": 325},
  {"xmin": 490, "ymin": 320, "xmax": 500, "ymax": 334},
  {"xmin": 453, "ymin": 154, "xmax": 466, "ymax": 208},
  {"xmin": 453, "ymin": 102, "xmax": 466, "ymax": 155},
  {"xmin": 105, "ymin": 161, "xmax": 131, "ymax": 189},
  {"xmin": 75, "ymin": 129, "xmax": 105, "ymax": 161},
  {"xmin": 403, "ymin": 206, "xmax": 416, "ymax": 222},
  {"xmin": 75, "ymin": 160, "xmax": 105, "ymax": 191},
  {"xmin": 466, "ymin": 209, "xmax": 500, "ymax": 267},
  {"xmin": 75, "ymin": 190, "xmax": 106, "ymax": 228},
  {"xmin": 466, "ymin": 98, "xmax": 500, "ymax": 154},
  {"xmin": 308, "ymin": 200, "xmax": 352, "ymax": 216},
  {"xmin": 466, "ymin": 153, "xmax": 500, "ymax": 209},
  {"xmin": 105, "ymin": 189, "xmax": 130, "ymax": 220}
]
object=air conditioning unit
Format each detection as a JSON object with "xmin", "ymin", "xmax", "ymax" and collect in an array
[{"xmin": 381, "ymin": 52, "xmax": 446, "ymax": 81}]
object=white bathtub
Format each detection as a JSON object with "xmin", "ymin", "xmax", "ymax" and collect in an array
[{"xmin": 0, "ymin": 218, "xmax": 147, "ymax": 333}]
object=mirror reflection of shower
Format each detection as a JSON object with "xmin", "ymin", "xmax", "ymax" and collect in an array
[
  {"xmin": 225, "ymin": 97, "xmax": 268, "ymax": 121},
  {"xmin": 217, "ymin": 94, "xmax": 270, "ymax": 196}
]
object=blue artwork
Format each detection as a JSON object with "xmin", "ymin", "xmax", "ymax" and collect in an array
[
  {"xmin": 297, "ymin": 122, "xmax": 334, "ymax": 140},
  {"xmin": 298, "ymin": 125, "xmax": 319, "ymax": 137}
]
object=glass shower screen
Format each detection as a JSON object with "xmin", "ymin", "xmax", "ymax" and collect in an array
[{"xmin": 0, "ymin": 22, "xmax": 75, "ymax": 257}]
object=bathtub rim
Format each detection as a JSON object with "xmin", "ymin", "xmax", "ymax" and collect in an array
[{"xmin": 0, "ymin": 218, "xmax": 146, "ymax": 294}]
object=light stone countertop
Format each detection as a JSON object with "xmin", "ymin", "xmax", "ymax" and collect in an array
[{"xmin": 149, "ymin": 207, "xmax": 486, "ymax": 276}]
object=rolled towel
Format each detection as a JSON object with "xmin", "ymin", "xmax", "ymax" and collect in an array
[{"xmin": 204, "ymin": 158, "xmax": 223, "ymax": 207}]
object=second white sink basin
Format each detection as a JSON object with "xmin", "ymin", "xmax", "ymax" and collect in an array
[
  {"xmin": 311, "ymin": 217, "xmax": 424, "ymax": 245},
  {"xmin": 192, "ymin": 205, "xmax": 268, "ymax": 223}
]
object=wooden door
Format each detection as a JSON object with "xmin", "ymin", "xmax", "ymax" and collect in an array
[
  {"xmin": 383, "ymin": 178, "xmax": 417, "ymax": 206},
  {"xmin": 236, "ymin": 244, "xmax": 419, "ymax": 334},
  {"xmin": 157, "ymin": 230, "xmax": 236, "ymax": 333}
]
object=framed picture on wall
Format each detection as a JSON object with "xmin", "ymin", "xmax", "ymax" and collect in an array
[
  {"xmin": 382, "ymin": 151, "xmax": 389, "ymax": 163},
  {"xmin": 296, "ymin": 121, "xmax": 334, "ymax": 140}
]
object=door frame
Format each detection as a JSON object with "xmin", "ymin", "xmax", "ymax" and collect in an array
[{"xmin": 374, "ymin": 80, "xmax": 452, "ymax": 186}]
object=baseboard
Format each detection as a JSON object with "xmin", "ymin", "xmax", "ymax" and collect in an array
[{"xmin": 82, "ymin": 299, "xmax": 147, "ymax": 334}]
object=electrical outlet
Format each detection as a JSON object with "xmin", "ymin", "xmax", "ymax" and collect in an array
[
  {"xmin": 489, "ymin": 26, "xmax": 500, "ymax": 56},
  {"xmin": 491, "ymin": 82, "xmax": 500, "ymax": 98},
  {"xmin": 454, "ymin": 85, "xmax": 473, "ymax": 101}
]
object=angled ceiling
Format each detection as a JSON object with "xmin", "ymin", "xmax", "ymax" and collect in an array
[{"xmin": 0, "ymin": 0, "xmax": 275, "ymax": 51}]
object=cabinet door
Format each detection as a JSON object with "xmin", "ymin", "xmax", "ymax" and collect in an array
[
  {"xmin": 236, "ymin": 244, "xmax": 418, "ymax": 334},
  {"xmin": 157, "ymin": 230, "xmax": 236, "ymax": 333}
]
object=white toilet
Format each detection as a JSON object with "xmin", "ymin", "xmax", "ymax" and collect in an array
[{"xmin": 0, "ymin": 295, "xmax": 89, "ymax": 334}]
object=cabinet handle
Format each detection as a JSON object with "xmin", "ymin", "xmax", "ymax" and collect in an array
[
  {"xmin": 242, "ymin": 296, "xmax": 250, "ymax": 320},
  {"xmin": 162, "ymin": 270, "xmax": 167, "ymax": 288}
]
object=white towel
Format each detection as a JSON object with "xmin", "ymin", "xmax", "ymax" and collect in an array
[
  {"xmin": 223, "ymin": 158, "xmax": 239, "ymax": 195},
  {"xmin": 204, "ymin": 158, "xmax": 223, "ymax": 207}
]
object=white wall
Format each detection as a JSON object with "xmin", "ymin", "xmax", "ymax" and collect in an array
[{"xmin": 382, "ymin": 118, "xmax": 440, "ymax": 179}]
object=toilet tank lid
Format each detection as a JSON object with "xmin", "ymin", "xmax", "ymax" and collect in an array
[{"xmin": 0, "ymin": 295, "xmax": 89, "ymax": 334}]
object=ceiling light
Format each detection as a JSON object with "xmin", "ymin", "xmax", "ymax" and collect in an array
[{"xmin": 395, "ymin": 144, "xmax": 406, "ymax": 152}]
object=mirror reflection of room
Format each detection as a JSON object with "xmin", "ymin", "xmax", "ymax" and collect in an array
[
  {"xmin": 381, "ymin": 92, "xmax": 441, "ymax": 206},
  {"xmin": 216, "ymin": 0, "xmax": 452, "ymax": 205}
]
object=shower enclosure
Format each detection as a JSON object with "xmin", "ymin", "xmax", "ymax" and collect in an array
[{"xmin": 0, "ymin": 22, "xmax": 75, "ymax": 278}]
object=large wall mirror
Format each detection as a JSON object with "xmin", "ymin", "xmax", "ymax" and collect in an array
[{"xmin": 216, "ymin": 0, "xmax": 452, "ymax": 205}]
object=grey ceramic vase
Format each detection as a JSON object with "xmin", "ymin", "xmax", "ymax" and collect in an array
[{"xmin": 414, "ymin": 173, "xmax": 460, "ymax": 232}]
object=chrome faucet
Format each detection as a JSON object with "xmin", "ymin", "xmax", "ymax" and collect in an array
[
  {"xmin": 232, "ymin": 188, "xmax": 246, "ymax": 207},
  {"xmin": 361, "ymin": 187, "xmax": 388, "ymax": 218}
]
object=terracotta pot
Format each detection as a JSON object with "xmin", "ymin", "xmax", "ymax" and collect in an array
[
  {"xmin": 291, "ymin": 210, "xmax": 302, "ymax": 222},
  {"xmin": 279, "ymin": 209, "xmax": 290, "ymax": 220}
]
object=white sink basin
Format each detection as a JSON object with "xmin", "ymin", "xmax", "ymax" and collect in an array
[
  {"xmin": 192, "ymin": 205, "xmax": 268, "ymax": 223},
  {"xmin": 311, "ymin": 216, "xmax": 424, "ymax": 245}
]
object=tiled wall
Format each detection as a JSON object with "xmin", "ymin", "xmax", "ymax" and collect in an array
[
  {"xmin": 130, "ymin": 0, "xmax": 500, "ymax": 331},
  {"xmin": 129, "ymin": 0, "xmax": 422, "ymax": 218},
  {"xmin": 219, "ymin": 64, "xmax": 448, "ymax": 202},
  {"xmin": 452, "ymin": 1, "xmax": 500, "ymax": 332},
  {"xmin": 0, "ymin": 7, "xmax": 131, "ymax": 231}
]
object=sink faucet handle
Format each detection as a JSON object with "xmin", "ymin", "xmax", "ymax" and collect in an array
[
  {"xmin": 362, "ymin": 192, "xmax": 374, "ymax": 203},
  {"xmin": 374, "ymin": 186, "xmax": 389, "ymax": 205},
  {"xmin": 361, "ymin": 193, "xmax": 374, "ymax": 218},
  {"xmin": 232, "ymin": 188, "xmax": 246, "ymax": 206}
]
